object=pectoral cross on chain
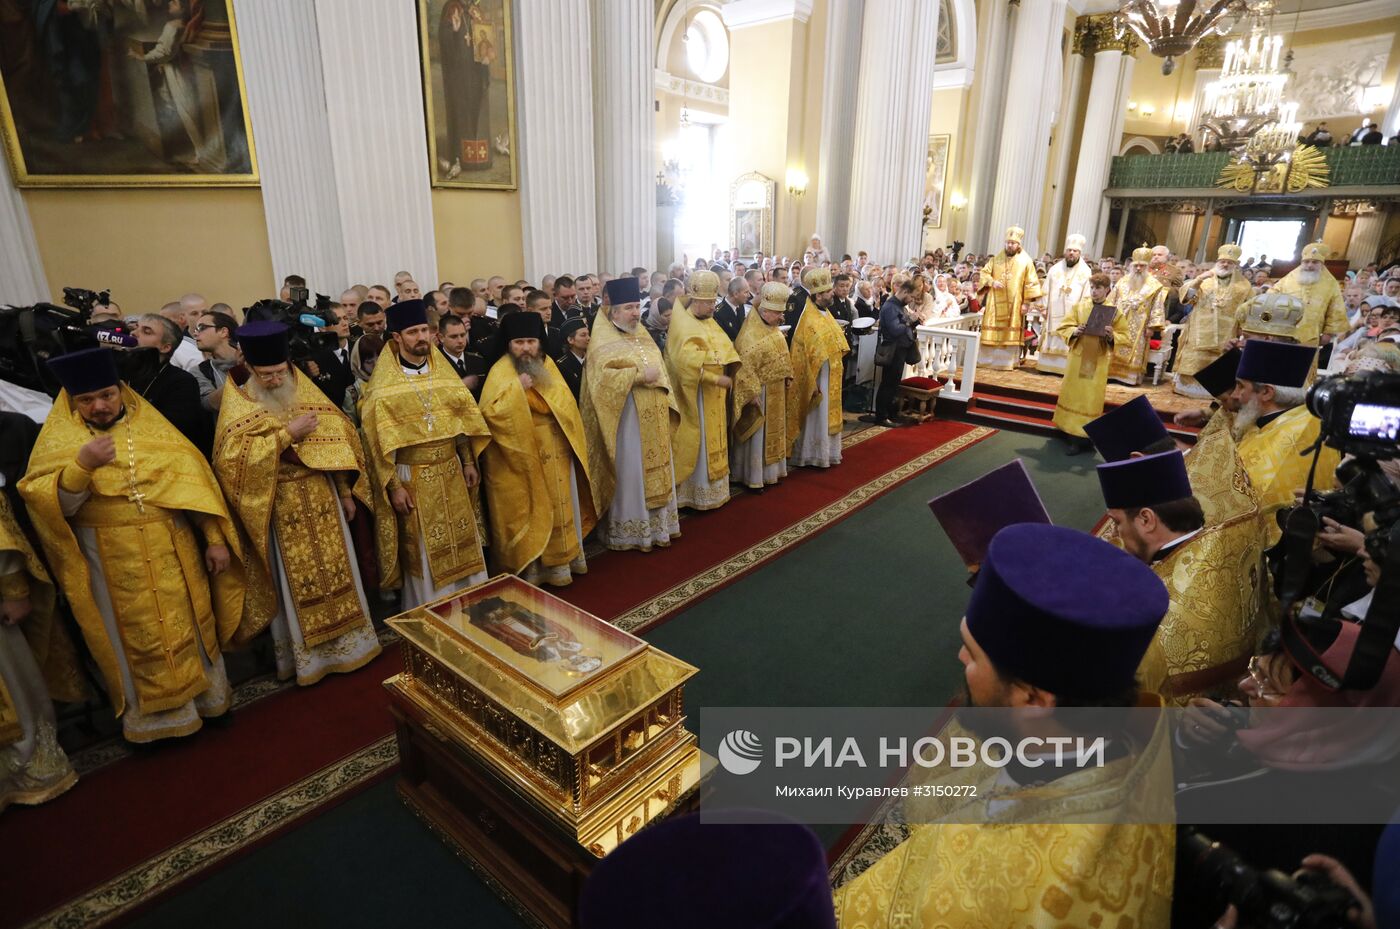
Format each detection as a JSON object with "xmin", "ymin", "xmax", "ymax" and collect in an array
[
  {"xmin": 424, "ymin": 411, "xmax": 436, "ymax": 433},
  {"xmin": 127, "ymin": 485, "xmax": 147, "ymax": 514}
]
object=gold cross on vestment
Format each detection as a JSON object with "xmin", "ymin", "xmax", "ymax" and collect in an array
[{"xmin": 127, "ymin": 486, "xmax": 147, "ymax": 513}]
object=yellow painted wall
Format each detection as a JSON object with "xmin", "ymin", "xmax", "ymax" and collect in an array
[
  {"xmin": 23, "ymin": 187, "xmax": 275, "ymax": 314},
  {"xmin": 925, "ymin": 87, "xmax": 968, "ymax": 249},
  {"xmin": 431, "ymin": 188, "xmax": 524, "ymax": 285}
]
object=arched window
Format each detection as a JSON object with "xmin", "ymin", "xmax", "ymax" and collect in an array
[{"xmin": 684, "ymin": 9, "xmax": 729, "ymax": 83}]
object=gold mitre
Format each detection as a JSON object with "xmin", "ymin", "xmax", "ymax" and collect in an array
[
  {"xmin": 1217, "ymin": 244, "xmax": 1242, "ymax": 262},
  {"xmin": 1301, "ymin": 241, "xmax": 1329, "ymax": 261},
  {"xmin": 758, "ymin": 282, "xmax": 791, "ymax": 313},
  {"xmin": 1240, "ymin": 291, "xmax": 1305, "ymax": 339},
  {"xmin": 1064, "ymin": 233, "xmax": 1086, "ymax": 252},
  {"xmin": 1131, "ymin": 243, "xmax": 1152, "ymax": 263},
  {"xmin": 804, "ymin": 267, "xmax": 834, "ymax": 295},
  {"xmin": 687, "ymin": 270, "xmax": 720, "ymax": 300},
  {"xmin": 1005, "ymin": 226, "xmax": 1026, "ymax": 243}
]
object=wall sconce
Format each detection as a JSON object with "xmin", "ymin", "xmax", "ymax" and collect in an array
[
  {"xmin": 1140, "ymin": 104, "xmax": 1155, "ymax": 117},
  {"xmin": 1126, "ymin": 100, "xmax": 1138, "ymax": 111},
  {"xmin": 950, "ymin": 192, "xmax": 967, "ymax": 211},
  {"xmin": 785, "ymin": 168, "xmax": 808, "ymax": 198}
]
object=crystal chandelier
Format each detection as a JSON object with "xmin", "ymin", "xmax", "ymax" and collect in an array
[
  {"xmin": 1115, "ymin": 0, "xmax": 1247, "ymax": 75},
  {"xmin": 1199, "ymin": 10, "xmax": 1300, "ymax": 164}
]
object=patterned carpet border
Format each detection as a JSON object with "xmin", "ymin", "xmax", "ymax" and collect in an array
[
  {"xmin": 24, "ymin": 737, "xmax": 399, "ymax": 929},
  {"xmin": 614, "ymin": 426, "xmax": 997, "ymax": 634}
]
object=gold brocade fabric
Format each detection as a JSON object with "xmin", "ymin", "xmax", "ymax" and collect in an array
[
  {"xmin": 834, "ymin": 703, "xmax": 1175, "ymax": 929},
  {"xmin": 580, "ymin": 316, "xmax": 679, "ymax": 514},
  {"xmin": 1260, "ymin": 271, "xmax": 1350, "ymax": 346},
  {"xmin": 732, "ymin": 310, "xmax": 795, "ymax": 461},
  {"xmin": 1107, "ymin": 276, "xmax": 1168, "ymax": 382},
  {"xmin": 212, "ymin": 374, "xmax": 373, "ymax": 644},
  {"xmin": 399, "ymin": 441, "xmax": 486, "ymax": 587},
  {"xmin": 19, "ymin": 389, "xmax": 245, "ymax": 718},
  {"xmin": 479, "ymin": 355, "xmax": 596, "ymax": 573},
  {"xmin": 1138, "ymin": 421, "xmax": 1267, "ymax": 703},
  {"xmin": 787, "ymin": 300, "xmax": 847, "ymax": 442},
  {"xmin": 977, "ymin": 251, "xmax": 1043, "ymax": 349},
  {"xmin": 1174, "ymin": 273, "xmax": 1252, "ymax": 376},
  {"xmin": 1051, "ymin": 299, "xmax": 1131, "ymax": 438},
  {"xmin": 359, "ymin": 346, "xmax": 491, "ymax": 590},
  {"xmin": 665, "ymin": 305, "xmax": 741, "ymax": 485},
  {"xmin": 1237, "ymin": 405, "xmax": 1341, "ymax": 549}
]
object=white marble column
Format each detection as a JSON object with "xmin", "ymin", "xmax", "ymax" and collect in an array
[
  {"xmin": 312, "ymin": 0, "xmax": 437, "ymax": 288},
  {"xmin": 1065, "ymin": 45, "xmax": 1125, "ymax": 259},
  {"xmin": 1383, "ymin": 71, "xmax": 1400, "ymax": 138},
  {"xmin": 846, "ymin": 0, "xmax": 939, "ymax": 264},
  {"xmin": 1347, "ymin": 212, "xmax": 1386, "ymax": 269},
  {"xmin": 964, "ymin": 0, "xmax": 1013, "ymax": 251},
  {"xmin": 986, "ymin": 0, "xmax": 1065, "ymax": 257},
  {"xmin": 516, "ymin": 0, "xmax": 597, "ymax": 282},
  {"xmin": 1045, "ymin": 41, "xmax": 1086, "ymax": 252},
  {"xmin": 1165, "ymin": 210, "xmax": 1197, "ymax": 257},
  {"xmin": 0, "ymin": 158, "xmax": 47, "ymax": 305},
  {"xmin": 813, "ymin": 0, "xmax": 864, "ymax": 257},
  {"xmin": 592, "ymin": 0, "xmax": 654, "ymax": 275},
  {"xmin": 237, "ymin": 0, "xmax": 348, "ymax": 295}
]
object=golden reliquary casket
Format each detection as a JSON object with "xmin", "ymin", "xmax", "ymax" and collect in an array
[{"xmin": 385, "ymin": 575, "xmax": 704, "ymax": 927}]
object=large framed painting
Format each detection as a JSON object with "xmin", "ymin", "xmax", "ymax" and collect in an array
[
  {"xmin": 923, "ymin": 134, "xmax": 951, "ymax": 230},
  {"xmin": 0, "ymin": 0, "xmax": 256, "ymax": 187},
  {"xmin": 417, "ymin": 0, "xmax": 517, "ymax": 190}
]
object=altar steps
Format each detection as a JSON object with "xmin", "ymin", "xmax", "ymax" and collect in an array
[{"xmin": 943, "ymin": 380, "xmax": 1200, "ymax": 444}]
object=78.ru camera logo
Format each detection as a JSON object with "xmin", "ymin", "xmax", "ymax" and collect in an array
[{"xmin": 718, "ymin": 730, "xmax": 764, "ymax": 775}]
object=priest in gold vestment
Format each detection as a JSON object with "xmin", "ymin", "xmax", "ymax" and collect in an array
[
  {"xmin": 20, "ymin": 349, "xmax": 244, "ymax": 744},
  {"xmin": 666, "ymin": 270, "xmax": 741, "ymax": 509},
  {"xmin": 1098, "ymin": 450, "xmax": 1266, "ymax": 703},
  {"xmin": 1174, "ymin": 244, "xmax": 1253, "ymax": 398},
  {"xmin": 1107, "ymin": 246, "xmax": 1168, "ymax": 386},
  {"xmin": 1262, "ymin": 242, "xmax": 1349, "ymax": 347},
  {"xmin": 833, "ymin": 525, "xmax": 1174, "ymax": 929},
  {"xmin": 977, "ymin": 225, "xmax": 1042, "ymax": 370},
  {"xmin": 787, "ymin": 268, "xmax": 846, "ymax": 469},
  {"xmin": 1051, "ymin": 272, "xmax": 1129, "ymax": 451},
  {"xmin": 360, "ymin": 300, "xmax": 492, "ymax": 609},
  {"xmin": 480, "ymin": 312, "xmax": 597, "ymax": 586},
  {"xmin": 212, "ymin": 323, "xmax": 382, "ymax": 686},
  {"xmin": 1233, "ymin": 340, "xmax": 1340, "ymax": 549},
  {"xmin": 731, "ymin": 282, "xmax": 795, "ymax": 489},
  {"xmin": 580, "ymin": 277, "xmax": 680, "ymax": 552},
  {"xmin": 1, "ymin": 479, "xmax": 80, "ymax": 810}
]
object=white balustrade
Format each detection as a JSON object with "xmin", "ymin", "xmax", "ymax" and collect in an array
[{"xmin": 915, "ymin": 313, "xmax": 981, "ymax": 402}]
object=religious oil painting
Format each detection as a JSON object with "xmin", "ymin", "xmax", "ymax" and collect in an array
[
  {"xmin": 428, "ymin": 576, "xmax": 643, "ymax": 698},
  {"xmin": 417, "ymin": 0, "xmax": 517, "ymax": 189},
  {"xmin": 0, "ymin": 0, "xmax": 257, "ymax": 187},
  {"xmin": 923, "ymin": 134, "xmax": 951, "ymax": 230}
]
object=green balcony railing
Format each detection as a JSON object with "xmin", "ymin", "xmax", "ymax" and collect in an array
[{"xmin": 1107, "ymin": 145, "xmax": 1400, "ymax": 190}]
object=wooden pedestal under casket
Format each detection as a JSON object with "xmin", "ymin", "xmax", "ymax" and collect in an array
[{"xmin": 384, "ymin": 575, "xmax": 702, "ymax": 927}]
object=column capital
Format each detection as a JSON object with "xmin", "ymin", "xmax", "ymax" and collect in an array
[
  {"xmin": 721, "ymin": 0, "xmax": 812, "ymax": 29},
  {"xmin": 1077, "ymin": 14, "xmax": 1138, "ymax": 56}
]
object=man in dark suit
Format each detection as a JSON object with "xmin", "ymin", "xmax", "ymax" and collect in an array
[
  {"xmin": 829, "ymin": 273, "xmax": 857, "ymax": 324},
  {"xmin": 551, "ymin": 275, "xmax": 582, "ymax": 328},
  {"xmin": 784, "ymin": 267, "xmax": 810, "ymax": 340},
  {"xmin": 437, "ymin": 314, "xmax": 488, "ymax": 396},
  {"xmin": 874, "ymin": 281, "xmax": 918, "ymax": 427},
  {"xmin": 527, "ymin": 290, "xmax": 567, "ymax": 359},
  {"xmin": 557, "ymin": 318, "xmax": 589, "ymax": 400},
  {"xmin": 132, "ymin": 314, "xmax": 213, "ymax": 454},
  {"xmin": 714, "ymin": 276, "xmax": 750, "ymax": 342}
]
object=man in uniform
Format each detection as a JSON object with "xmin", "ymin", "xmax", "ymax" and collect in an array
[
  {"xmin": 359, "ymin": 300, "xmax": 492, "ymax": 609},
  {"xmin": 787, "ymin": 268, "xmax": 847, "ymax": 469},
  {"xmin": 579, "ymin": 278, "xmax": 680, "ymax": 552},
  {"xmin": 212, "ymin": 322, "xmax": 382, "ymax": 686},
  {"xmin": 20, "ymin": 349, "xmax": 244, "ymax": 743},
  {"xmin": 1035, "ymin": 233, "xmax": 1094, "ymax": 376},
  {"xmin": 977, "ymin": 225, "xmax": 1042, "ymax": 369},
  {"xmin": 666, "ymin": 270, "xmax": 741, "ymax": 509},
  {"xmin": 1107, "ymin": 245, "xmax": 1168, "ymax": 385},
  {"xmin": 731, "ymin": 283, "xmax": 795, "ymax": 490},
  {"xmin": 1175, "ymin": 244, "xmax": 1253, "ymax": 397},
  {"xmin": 480, "ymin": 313, "xmax": 596, "ymax": 586},
  {"xmin": 833, "ymin": 523, "xmax": 1175, "ymax": 928},
  {"xmin": 1264, "ymin": 242, "xmax": 1349, "ymax": 348},
  {"xmin": 1097, "ymin": 451, "xmax": 1265, "ymax": 703}
]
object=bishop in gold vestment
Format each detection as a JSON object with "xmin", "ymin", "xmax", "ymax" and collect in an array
[
  {"xmin": 480, "ymin": 312, "xmax": 597, "ymax": 587},
  {"xmin": 731, "ymin": 283, "xmax": 795, "ymax": 489},
  {"xmin": 977, "ymin": 225, "xmax": 1042, "ymax": 370},
  {"xmin": 360, "ymin": 300, "xmax": 492, "ymax": 610},
  {"xmin": 20, "ymin": 349, "xmax": 244, "ymax": 744},
  {"xmin": 1174, "ymin": 244, "xmax": 1253, "ymax": 396},
  {"xmin": 1051, "ymin": 274, "xmax": 1129, "ymax": 441},
  {"xmin": 666, "ymin": 270, "xmax": 741, "ymax": 509},
  {"xmin": 1263, "ymin": 242, "xmax": 1349, "ymax": 347},
  {"xmin": 1035, "ymin": 233, "xmax": 1093, "ymax": 376},
  {"xmin": 787, "ymin": 268, "xmax": 846, "ymax": 468},
  {"xmin": 0, "ymin": 485, "xmax": 79, "ymax": 811},
  {"xmin": 1107, "ymin": 248, "xmax": 1168, "ymax": 386},
  {"xmin": 580, "ymin": 278, "xmax": 680, "ymax": 552},
  {"xmin": 212, "ymin": 323, "xmax": 381, "ymax": 686}
]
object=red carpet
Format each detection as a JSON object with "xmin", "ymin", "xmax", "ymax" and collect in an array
[{"xmin": 0, "ymin": 421, "xmax": 987, "ymax": 928}]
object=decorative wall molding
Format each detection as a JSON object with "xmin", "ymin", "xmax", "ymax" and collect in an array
[
  {"xmin": 653, "ymin": 70, "xmax": 731, "ymax": 105},
  {"xmin": 1292, "ymin": 0, "xmax": 1400, "ymax": 33},
  {"xmin": 1076, "ymin": 14, "xmax": 1139, "ymax": 56},
  {"xmin": 933, "ymin": 67, "xmax": 975, "ymax": 89},
  {"xmin": 935, "ymin": 0, "xmax": 978, "ymax": 79},
  {"xmin": 1120, "ymin": 135, "xmax": 1162, "ymax": 156},
  {"xmin": 720, "ymin": 0, "xmax": 813, "ymax": 30}
]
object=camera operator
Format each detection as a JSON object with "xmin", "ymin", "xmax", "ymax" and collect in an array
[{"xmin": 133, "ymin": 314, "xmax": 211, "ymax": 455}]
